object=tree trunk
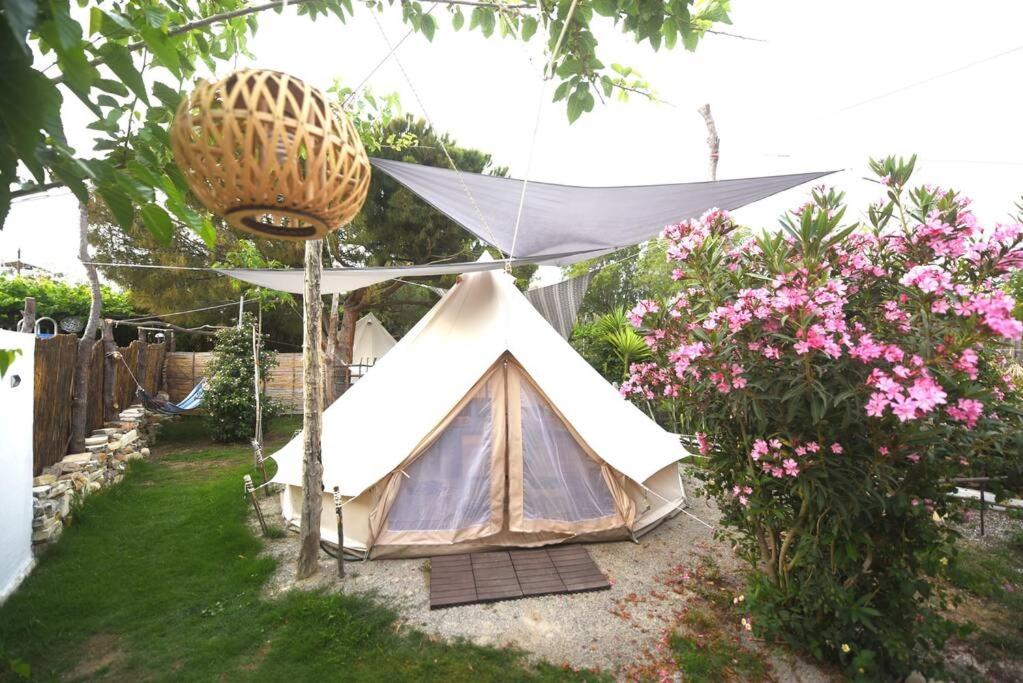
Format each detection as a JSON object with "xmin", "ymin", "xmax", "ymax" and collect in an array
[
  {"xmin": 297, "ymin": 239, "xmax": 324, "ymax": 580},
  {"xmin": 337, "ymin": 288, "xmax": 366, "ymax": 394},
  {"xmin": 697, "ymin": 103, "xmax": 720, "ymax": 182},
  {"xmin": 102, "ymin": 320, "xmax": 117, "ymax": 419},
  {"xmin": 71, "ymin": 201, "xmax": 102, "ymax": 453},
  {"xmin": 323, "ymin": 293, "xmax": 340, "ymax": 404},
  {"xmin": 136, "ymin": 327, "xmax": 148, "ymax": 394},
  {"xmin": 19, "ymin": 297, "xmax": 36, "ymax": 333}
]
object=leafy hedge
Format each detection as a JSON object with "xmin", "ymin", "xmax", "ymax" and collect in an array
[{"xmin": 0, "ymin": 276, "xmax": 135, "ymax": 326}]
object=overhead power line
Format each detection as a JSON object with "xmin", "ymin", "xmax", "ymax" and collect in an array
[{"xmin": 823, "ymin": 43, "xmax": 1023, "ymax": 118}]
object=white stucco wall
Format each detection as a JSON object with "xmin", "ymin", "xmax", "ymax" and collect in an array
[{"xmin": 0, "ymin": 330, "xmax": 36, "ymax": 603}]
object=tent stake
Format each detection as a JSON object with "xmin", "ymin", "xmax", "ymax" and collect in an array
[
  {"xmin": 244, "ymin": 475, "xmax": 268, "ymax": 535},
  {"xmin": 334, "ymin": 486, "xmax": 345, "ymax": 578}
]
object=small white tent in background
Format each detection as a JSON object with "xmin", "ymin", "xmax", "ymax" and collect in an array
[
  {"xmin": 350, "ymin": 313, "xmax": 397, "ymax": 380},
  {"xmin": 271, "ymin": 256, "xmax": 687, "ymax": 558}
]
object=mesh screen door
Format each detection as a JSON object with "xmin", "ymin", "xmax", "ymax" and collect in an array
[
  {"xmin": 382, "ymin": 372, "xmax": 503, "ymax": 540},
  {"xmin": 509, "ymin": 367, "xmax": 621, "ymax": 533}
]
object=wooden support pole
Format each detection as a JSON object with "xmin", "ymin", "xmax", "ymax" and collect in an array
[
  {"xmin": 334, "ymin": 486, "xmax": 345, "ymax": 578},
  {"xmin": 19, "ymin": 297, "xmax": 36, "ymax": 333},
  {"xmin": 102, "ymin": 320, "xmax": 117, "ymax": 419},
  {"xmin": 297, "ymin": 239, "xmax": 324, "ymax": 580},
  {"xmin": 979, "ymin": 467, "xmax": 987, "ymax": 537},
  {"xmin": 697, "ymin": 103, "xmax": 720, "ymax": 182},
  {"xmin": 244, "ymin": 475, "xmax": 268, "ymax": 535},
  {"xmin": 136, "ymin": 327, "xmax": 148, "ymax": 395},
  {"xmin": 250, "ymin": 322, "xmax": 270, "ymax": 494}
]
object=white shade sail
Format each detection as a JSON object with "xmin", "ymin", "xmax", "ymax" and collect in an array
[{"xmin": 371, "ymin": 157, "xmax": 836, "ymax": 264}]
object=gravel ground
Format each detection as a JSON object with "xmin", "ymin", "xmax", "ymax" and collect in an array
[
  {"xmin": 251, "ymin": 479, "xmax": 831, "ymax": 680},
  {"xmin": 953, "ymin": 505, "xmax": 1022, "ymax": 549}
]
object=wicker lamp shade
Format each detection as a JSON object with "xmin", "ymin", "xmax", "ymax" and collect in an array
[{"xmin": 170, "ymin": 69, "xmax": 371, "ymax": 241}]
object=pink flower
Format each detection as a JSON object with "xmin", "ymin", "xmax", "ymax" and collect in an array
[
  {"xmin": 628, "ymin": 299, "xmax": 660, "ymax": 327},
  {"xmin": 696, "ymin": 432, "xmax": 711, "ymax": 456},
  {"xmin": 947, "ymin": 398, "xmax": 983, "ymax": 428},
  {"xmin": 891, "ymin": 396, "xmax": 919, "ymax": 422},
  {"xmin": 901, "ymin": 265, "xmax": 952, "ymax": 294},
  {"xmin": 830, "ymin": 443, "xmax": 843, "ymax": 454},
  {"xmin": 782, "ymin": 458, "xmax": 800, "ymax": 477},
  {"xmin": 953, "ymin": 348, "xmax": 979, "ymax": 380},
  {"xmin": 907, "ymin": 374, "xmax": 947, "ymax": 413},
  {"xmin": 750, "ymin": 440, "xmax": 769, "ymax": 461},
  {"xmin": 865, "ymin": 392, "xmax": 889, "ymax": 417}
]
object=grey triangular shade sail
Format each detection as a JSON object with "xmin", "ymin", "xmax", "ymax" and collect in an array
[
  {"xmin": 526, "ymin": 272, "xmax": 594, "ymax": 340},
  {"xmin": 216, "ymin": 254, "xmax": 552, "ymax": 295},
  {"xmin": 371, "ymin": 158, "xmax": 836, "ymax": 264}
]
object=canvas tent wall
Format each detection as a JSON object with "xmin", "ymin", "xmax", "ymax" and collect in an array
[
  {"xmin": 270, "ymin": 259, "xmax": 687, "ymax": 558},
  {"xmin": 351, "ymin": 313, "xmax": 396, "ymax": 380}
]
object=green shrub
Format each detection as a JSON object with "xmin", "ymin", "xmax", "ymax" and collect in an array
[
  {"xmin": 203, "ymin": 315, "xmax": 280, "ymax": 442},
  {"xmin": 623, "ymin": 157, "xmax": 1023, "ymax": 677}
]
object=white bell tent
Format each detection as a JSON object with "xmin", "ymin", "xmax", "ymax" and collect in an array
[
  {"xmin": 351, "ymin": 313, "xmax": 397, "ymax": 379},
  {"xmin": 269, "ymin": 257, "xmax": 688, "ymax": 558}
]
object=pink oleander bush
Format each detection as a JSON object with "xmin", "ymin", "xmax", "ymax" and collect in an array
[{"xmin": 622, "ymin": 157, "xmax": 1023, "ymax": 678}]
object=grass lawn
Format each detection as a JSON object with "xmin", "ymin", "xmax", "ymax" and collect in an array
[
  {"xmin": 0, "ymin": 416, "xmax": 600, "ymax": 682},
  {"xmin": 947, "ymin": 520, "xmax": 1023, "ymax": 675}
]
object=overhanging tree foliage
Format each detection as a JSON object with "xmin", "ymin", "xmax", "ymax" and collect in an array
[
  {"xmin": 2, "ymin": 0, "xmax": 733, "ymax": 238},
  {"xmin": 0, "ymin": 273, "xmax": 135, "ymax": 327}
]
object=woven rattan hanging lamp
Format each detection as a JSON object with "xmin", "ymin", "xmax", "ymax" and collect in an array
[{"xmin": 170, "ymin": 69, "xmax": 371, "ymax": 241}]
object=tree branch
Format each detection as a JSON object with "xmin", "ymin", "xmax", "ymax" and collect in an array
[{"xmin": 51, "ymin": 0, "xmax": 534, "ymax": 85}]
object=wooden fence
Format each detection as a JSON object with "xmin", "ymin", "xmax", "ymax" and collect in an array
[
  {"xmin": 33, "ymin": 335, "xmax": 166, "ymax": 475},
  {"xmin": 165, "ymin": 351, "xmax": 304, "ymax": 413},
  {"xmin": 33, "ymin": 335, "xmax": 77, "ymax": 475}
]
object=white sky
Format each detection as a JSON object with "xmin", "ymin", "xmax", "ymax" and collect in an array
[{"xmin": 4, "ymin": 0, "xmax": 1023, "ymax": 285}]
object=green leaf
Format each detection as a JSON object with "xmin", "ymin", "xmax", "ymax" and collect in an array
[
  {"xmin": 452, "ymin": 8, "xmax": 464, "ymax": 30},
  {"xmin": 1, "ymin": 0, "xmax": 37, "ymax": 50},
  {"xmin": 140, "ymin": 204, "xmax": 174, "ymax": 244},
  {"xmin": 591, "ymin": 0, "xmax": 617, "ymax": 17},
  {"xmin": 681, "ymin": 26, "xmax": 700, "ymax": 51},
  {"xmin": 521, "ymin": 16, "xmax": 537, "ymax": 40},
  {"xmin": 552, "ymin": 80, "xmax": 571, "ymax": 102},
  {"xmin": 420, "ymin": 12, "xmax": 435, "ymax": 41},
  {"xmin": 97, "ymin": 185, "xmax": 134, "ymax": 230},
  {"xmin": 87, "ymin": 6, "xmax": 102, "ymax": 35},
  {"xmin": 151, "ymin": 81, "xmax": 183, "ymax": 110},
  {"xmin": 0, "ymin": 59, "xmax": 64, "ymax": 181},
  {"xmin": 114, "ymin": 171, "xmax": 155, "ymax": 203},
  {"xmin": 142, "ymin": 4, "xmax": 166, "ymax": 27},
  {"xmin": 140, "ymin": 25, "xmax": 181, "ymax": 77},
  {"xmin": 42, "ymin": 0, "xmax": 80, "ymax": 50},
  {"xmin": 94, "ymin": 78, "xmax": 129, "ymax": 97},
  {"xmin": 96, "ymin": 42, "xmax": 148, "ymax": 103},
  {"xmin": 0, "ymin": 348, "xmax": 21, "ymax": 378},
  {"xmin": 566, "ymin": 90, "xmax": 583, "ymax": 124},
  {"xmin": 479, "ymin": 8, "xmax": 495, "ymax": 37},
  {"xmin": 661, "ymin": 18, "xmax": 678, "ymax": 49}
]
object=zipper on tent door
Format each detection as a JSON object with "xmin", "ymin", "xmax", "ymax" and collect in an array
[{"xmin": 502, "ymin": 356, "xmax": 511, "ymax": 531}]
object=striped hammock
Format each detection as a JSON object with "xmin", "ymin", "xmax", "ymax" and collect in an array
[{"xmin": 138, "ymin": 380, "xmax": 206, "ymax": 415}]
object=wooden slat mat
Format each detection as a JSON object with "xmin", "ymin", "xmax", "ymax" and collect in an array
[{"xmin": 429, "ymin": 545, "xmax": 609, "ymax": 609}]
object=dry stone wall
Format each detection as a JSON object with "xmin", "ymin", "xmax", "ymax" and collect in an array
[{"xmin": 30, "ymin": 403, "xmax": 168, "ymax": 551}]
